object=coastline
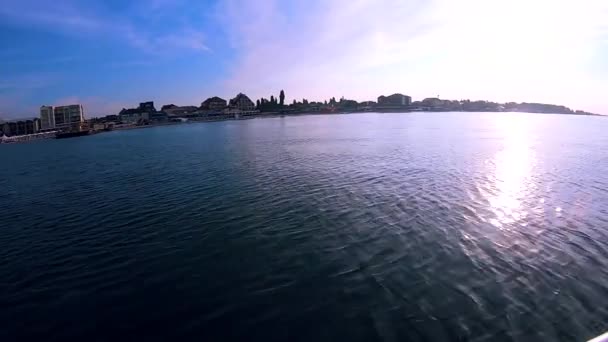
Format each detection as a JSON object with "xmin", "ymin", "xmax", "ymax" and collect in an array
[
  {"xmin": 2, "ymin": 110, "xmax": 603, "ymax": 145},
  {"xmin": 104, "ymin": 110, "xmax": 607, "ymax": 134}
]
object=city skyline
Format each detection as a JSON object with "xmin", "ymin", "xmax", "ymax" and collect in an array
[{"xmin": 1, "ymin": 0, "xmax": 608, "ymax": 118}]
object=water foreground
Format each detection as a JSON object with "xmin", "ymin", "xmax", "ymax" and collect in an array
[{"xmin": 1, "ymin": 112, "xmax": 607, "ymax": 341}]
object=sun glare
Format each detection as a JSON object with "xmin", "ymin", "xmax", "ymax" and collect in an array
[{"xmin": 485, "ymin": 116, "xmax": 536, "ymax": 229}]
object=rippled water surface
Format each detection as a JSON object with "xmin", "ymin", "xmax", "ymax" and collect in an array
[{"xmin": 2, "ymin": 112, "xmax": 608, "ymax": 341}]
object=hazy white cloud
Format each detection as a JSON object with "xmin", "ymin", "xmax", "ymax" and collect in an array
[
  {"xmin": 158, "ymin": 33, "xmax": 209, "ymax": 52},
  {"xmin": 125, "ymin": 26, "xmax": 211, "ymax": 54},
  {"xmin": 221, "ymin": 0, "xmax": 608, "ymax": 113}
]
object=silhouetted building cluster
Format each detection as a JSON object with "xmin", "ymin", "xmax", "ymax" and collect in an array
[
  {"xmin": 1, "ymin": 118, "xmax": 41, "ymax": 137},
  {"xmin": 119, "ymin": 102, "xmax": 163, "ymax": 124}
]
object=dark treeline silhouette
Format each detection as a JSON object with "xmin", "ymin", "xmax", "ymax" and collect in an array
[
  {"xmin": 256, "ymin": 90, "xmax": 368, "ymax": 113},
  {"xmin": 256, "ymin": 89, "xmax": 285, "ymax": 112}
]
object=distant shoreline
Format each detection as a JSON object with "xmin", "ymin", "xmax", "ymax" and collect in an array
[
  {"xmin": 113, "ymin": 110, "xmax": 605, "ymax": 131},
  {"xmin": 67, "ymin": 110, "xmax": 608, "ymax": 135},
  {"xmin": 1, "ymin": 110, "xmax": 603, "ymax": 145}
]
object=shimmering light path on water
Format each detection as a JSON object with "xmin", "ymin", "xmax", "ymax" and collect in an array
[{"xmin": 1, "ymin": 112, "xmax": 608, "ymax": 341}]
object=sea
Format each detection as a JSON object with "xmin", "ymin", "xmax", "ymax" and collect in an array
[{"xmin": 1, "ymin": 112, "xmax": 607, "ymax": 342}]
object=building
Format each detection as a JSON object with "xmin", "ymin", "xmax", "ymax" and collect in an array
[
  {"xmin": 229, "ymin": 93, "xmax": 255, "ymax": 111},
  {"xmin": 2, "ymin": 121, "xmax": 15, "ymax": 136},
  {"xmin": 118, "ymin": 110, "xmax": 144, "ymax": 124},
  {"xmin": 119, "ymin": 101, "xmax": 158, "ymax": 124},
  {"xmin": 1, "ymin": 118, "xmax": 41, "ymax": 136},
  {"xmin": 149, "ymin": 111, "xmax": 168, "ymax": 122},
  {"xmin": 338, "ymin": 98, "xmax": 358, "ymax": 110},
  {"xmin": 54, "ymin": 104, "xmax": 85, "ymax": 131},
  {"xmin": 40, "ymin": 105, "xmax": 55, "ymax": 130},
  {"xmin": 161, "ymin": 104, "xmax": 198, "ymax": 116},
  {"xmin": 201, "ymin": 96, "xmax": 227, "ymax": 111},
  {"xmin": 377, "ymin": 93, "xmax": 412, "ymax": 107},
  {"xmin": 358, "ymin": 101, "xmax": 377, "ymax": 111},
  {"xmin": 139, "ymin": 101, "xmax": 156, "ymax": 114},
  {"xmin": 421, "ymin": 98, "xmax": 444, "ymax": 109},
  {"xmin": 161, "ymin": 104, "xmax": 177, "ymax": 112}
]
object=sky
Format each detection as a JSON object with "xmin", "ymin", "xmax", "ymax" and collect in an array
[{"xmin": 1, "ymin": 0, "xmax": 607, "ymax": 118}]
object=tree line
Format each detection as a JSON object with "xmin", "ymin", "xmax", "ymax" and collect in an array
[{"xmin": 256, "ymin": 90, "xmax": 361, "ymax": 112}]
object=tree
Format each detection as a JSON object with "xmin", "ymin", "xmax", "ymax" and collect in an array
[
  {"xmin": 292, "ymin": 99, "xmax": 297, "ymax": 106},
  {"xmin": 324, "ymin": 100, "xmax": 328, "ymax": 105},
  {"xmin": 270, "ymin": 95, "xmax": 275, "ymax": 104},
  {"xmin": 279, "ymin": 90, "xmax": 285, "ymax": 106},
  {"xmin": 256, "ymin": 99, "xmax": 261, "ymax": 109}
]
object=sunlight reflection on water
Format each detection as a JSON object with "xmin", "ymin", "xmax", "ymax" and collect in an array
[{"xmin": 485, "ymin": 116, "xmax": 537, "ymax": 229}]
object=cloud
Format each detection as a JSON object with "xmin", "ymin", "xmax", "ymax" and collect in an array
[
  {"xmin": 125, "ymin": 27, "xmax": 210, "ymax": 54},
  {"xmin": 0, "ymin": 0, "xmax": 104, "ymax": 33},
  {"xmin": 2, "ymin": 0, "xmax": 606, "ymax": 115},
  {"xmin": 220, "ymin": 0, "xmax": 608, "ymax": 113},
  {"xmin": 0, "ymin": 0, "xmax": 210, "ymax": 55},
  {"xmin": 155, "ymin": 30, "xmax": 210, "ymax": 52}
]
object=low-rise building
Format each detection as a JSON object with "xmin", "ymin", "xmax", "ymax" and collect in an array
[
  {"xmin": 150, "ymin": 111, "xmax": 168, "ymax": 122},
  {"xmin": 54, "ymin": 104, "xmax": 85, "ymax": 131},
  {"xmin": 229, "ymin": 93, "xmax": 255, "ymax": 111},
  {"xmin": 2, "ymin": 121, "xmax": 15, "ymax": 136},
  {"xmin": 119, "ymin": 110, "xmax": 146, "ymax": 124},
  {"xmin": 161, "ymin": 105, "xmax": 198, "ymax": 117},
  {"xmin": 139, "ymin": 101, "xmax": 156, "ymax": 113},
  {"xmin": 358, "ymin": 101, "xmax": 377, "ymax": 111},
  {"xmin": 421, "ymin": 98, "xmax": 443, "ymax": 108},
  {"xmin": 201, "ymin": 96, "xmax": 227, "ymax": 111},
  {"xmin": 1, "ymin": 118, "xmax": 41, "ymax": 136},
  {"xmin": 119, "ymin": 101, "xmax": 158, "ymax": 124},
  {"xmin": 378, "ymin": 93, "xmax": 412, "ymax": 107}
]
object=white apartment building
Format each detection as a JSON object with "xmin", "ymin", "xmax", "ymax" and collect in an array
[{"xmin": 40, "ymin": 105, "xmax": 55, "ymax": 130}]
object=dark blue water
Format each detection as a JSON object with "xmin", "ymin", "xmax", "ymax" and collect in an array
[{"xmin": 1, "ymin": 112, "xmax": 608, "ymax": 341}]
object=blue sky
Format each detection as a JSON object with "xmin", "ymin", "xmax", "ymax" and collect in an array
[{"xmin": 1, "ymin": 0, "xmax": 607, "ymax": 117}]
